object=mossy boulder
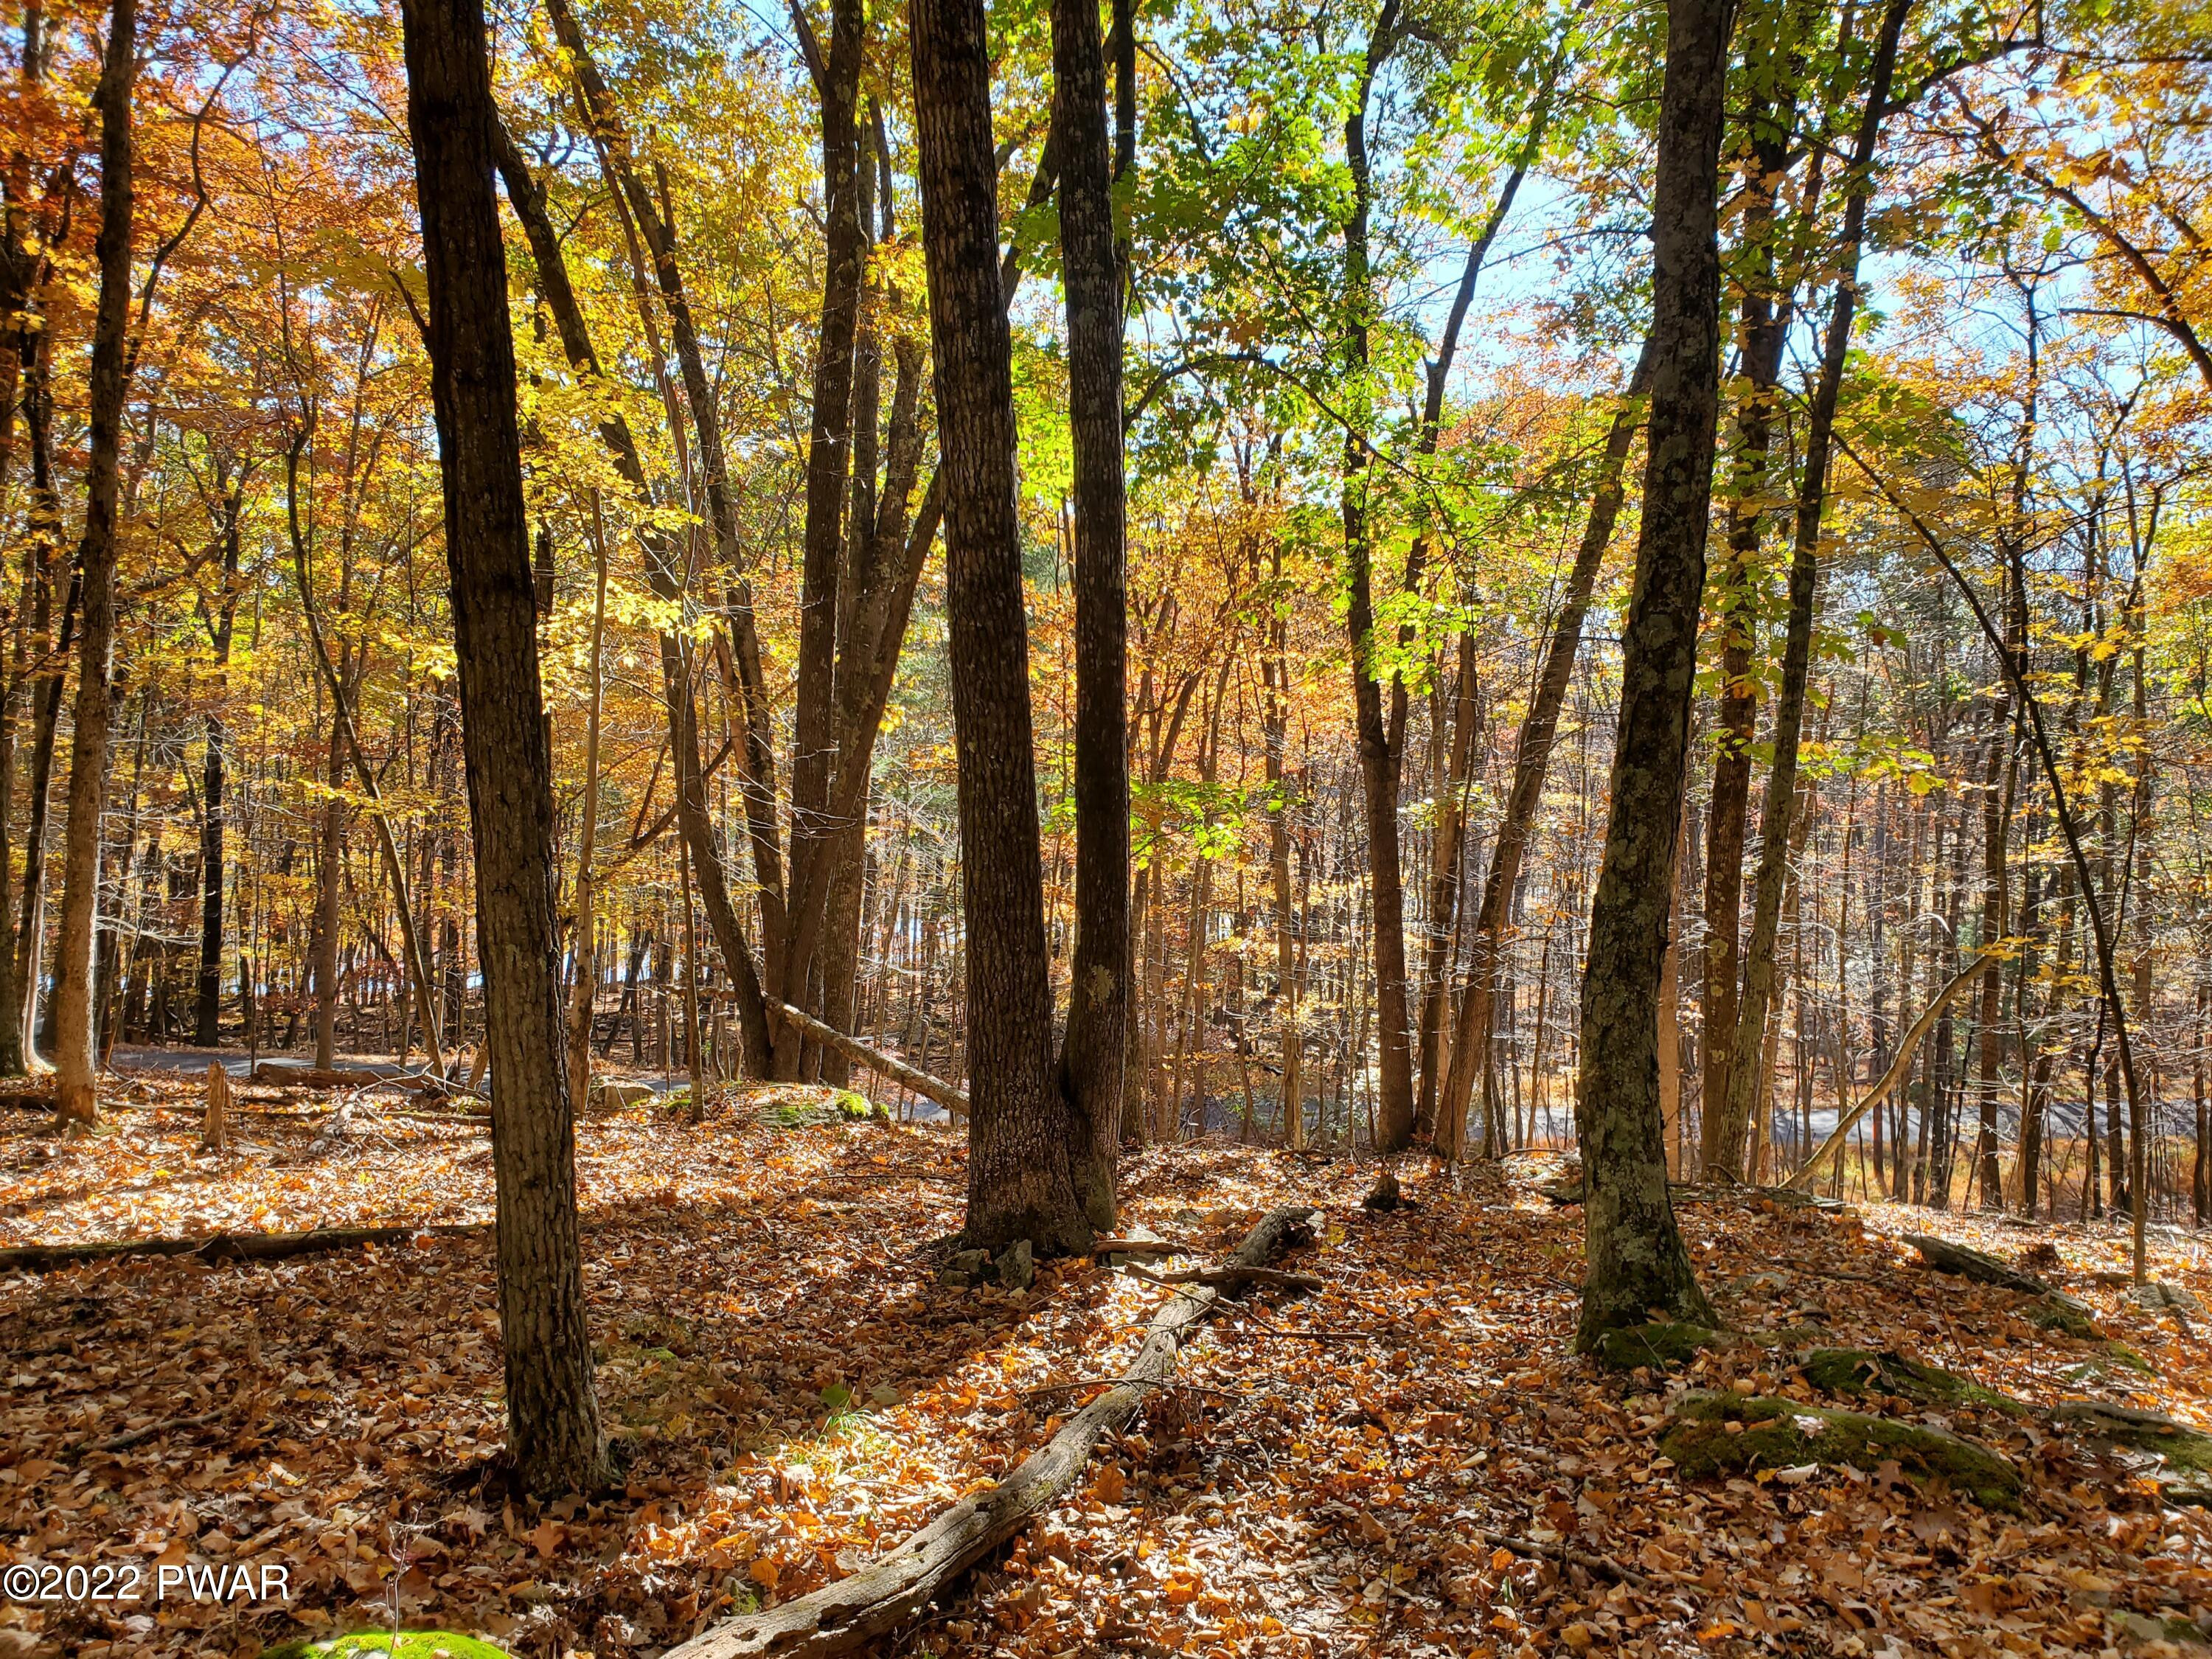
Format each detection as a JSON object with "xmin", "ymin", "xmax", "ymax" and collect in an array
[
  {"xmin": 2053, "ymin": 1401, "xmax": 2212, "ymax": 1506},
  {"xmin": 2028, "ymin": 1297, "xmax": 2101, "ymax": 1339},
  {"xmin": 1801, "ymin": 1348, "xmax": 2025, "ymax": 1415},
  {"xmin": 260, "ymin": 1635, "xmax": 512, "ymax": 1659},
  {"xmin": 1591, "ymin": 1321, "xmax": 1724, "ymax": 1372},
  {"xmin": 1660, "ymin": 1391, "xmax": 2023, "ymax": 1511}
]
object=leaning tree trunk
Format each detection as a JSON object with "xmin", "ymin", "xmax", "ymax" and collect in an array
[
  {"xmin": 1719, "ymin": 0, "xmax": 1910, "ymax": 1183},
  {"xmin": 400, "ymin": 0, "xmax": 606, "ymax": 1495},
  {"xmin": 1051, "ymin": 0, "xmax": 1129, "ymax": 1230},
  {"xmin": 51, "ymin": 0, "xmax": 135, "ymax": 1130},
  {"xmin": 1436, "ymin": 338, "xmax": 1654, "ymax": 1160},
  {"xmin": 1572, "ymin": 0, "xmax": 1730, "ymax": 1349},
  {"xmin": 911, "ymin": 0, "xmax": 1090, "ymax": 1256}
]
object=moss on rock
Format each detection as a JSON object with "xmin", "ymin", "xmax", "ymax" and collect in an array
[
  {"xmin": 1801, "ymin": 1348, "xmax": 2025, "ymax": 1415},
  {"xmin": 1660, "ymin": 1391, "xmax": 2023, "ymax": 1511},
  {"xmin": 2027, "ymin": 1297, "xmax": 2100, "ymax": 1339},
  {"xmin": 260, "ymin": 1635, "xmax": 512, "ymax": 1659},
  {"xmin": 1591, "ymin": 1321, "xmax": 1723, "ymax": 1372},
  {"xmin": 2053, "ymin": 1401, "xmax": 2212, "ymax": 1506}
]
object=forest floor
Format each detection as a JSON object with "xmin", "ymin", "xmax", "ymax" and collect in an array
[{"xmin": 1, "ymin": 1069, "xmax": 2211, "ymax": 1659}]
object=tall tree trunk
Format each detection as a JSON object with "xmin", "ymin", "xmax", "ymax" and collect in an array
[
  {"xmin": 911, "ymin": 0, "xmax": 1090, "ymax": 1255},
  {"xmin": 566, "ymin": 503, "xmax": 609, "ymax": 1106},
  {"xmin": 1697, "ymin": 3, "xmax": 1816, "ymax": 1173},
  {"xmin": 1340, "ymin": 1, "xmax": 1416, "ymax": 1151},
  {"xmin": 488, "ymin": 116, "xmax": 776, "ymax": 1074},
  {"xmin": 400, "ymin": 0, "xmax": 606, "ymax": 1495},
  {"xmin": 1436, "ymin": 338, "xmax": 1655, "ymax": 1158},
  {"xmin": 1572, "ymin": 0, "xmax": 1731, "ymax": 1348},
  {"xmin": 779, "ymin": 0, "xmax": 869, "ymax": 1076},
  {"xmin": 51, "ymin": 0, "xmax": 134, "ymax": 1129},
  {"xmin": 1262, "ymin": 549, "xmax": 1303, "ymax": 1148},
  {"xmin": 195, "ymin": 480, "xmax": 241, "ymax": 1045},
  {"xmin": 312, "ymin": 749, "xmax": 343, "ymax": 1069},
  {"xmin": 10, "ymin": 563, "xmax": 74, "ymax": 1071},
  {"xmin": 1051, "ymin": 0, "xmax": 1128, "ymax": 1228},
  {"xmin": 544, "ymin": 0, "xmax": 787, "ymax": 1013},
  {"xmin": 1718, "ymin": 0, "xmax": 1908, "ymax": 1178}
]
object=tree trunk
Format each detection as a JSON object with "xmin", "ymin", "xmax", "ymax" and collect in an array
[
  {"xmin": 51, "ymin": 0, "xmax": 135, "ymax": 1129},
  {"xmin": 1262, "ymin": 549, "xmax": 1303, "ymax": 1147},
  {"xmin": 911, "ymin": 0, "xmax": 1090, "ymax": 1256},
  {"xmin": 1340, "ymin": 2, "xmax": 1415, "ymax": 1151},
  {"xmin": 400, "ymin": 0, "xmax": 606, "ymax": 1495},
  {"xmin": 1051, "ymin": 0, "xmax": 1128, "ymax": 1228},
  {"xmin": 780, "ymin": 0, "xmax": 869, "ymax": 1076},
  {"xmin": 1717, "ymin": 0, "xmax": 1909, "ymax": 1180},
  {"xmin": 195, "ymin": 483, "xmax": 241, "ymax": 1046},
  {"xmin": 1572, "ymin": 0, "xmax": 1731, "ymax": 1348},
  {"xmin": 310, "ymin": 720, "xmax": 345, "ymax": 1065},
  {"xmin": 566, "ymin": 503, "xmax": 609, "ymax": 1106},
  {"xmin": 10, "ymin": 565, "xmax": 74, "ymax": 1071},
  {"xmin": 1437, "ymin": 338, "xmax": 1655, "ymax": 1158}
]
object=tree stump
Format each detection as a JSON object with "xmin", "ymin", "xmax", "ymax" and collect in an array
[{"xmin": 201, "ymin": 1062, "xmax": 231, "ymax": 1153}]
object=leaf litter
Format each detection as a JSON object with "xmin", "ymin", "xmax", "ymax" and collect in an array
[{"xmin": 2, "ymin": 1075, "xmax": 2211, "ymax": 1658}]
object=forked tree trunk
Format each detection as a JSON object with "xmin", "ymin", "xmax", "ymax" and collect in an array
[
  {"xmin": 400, "ymin": 0, "xmax": 606, "ymax": 1495},
  {"xmin": 912, "ymin": 0, "xmax": 1089, "ymax": 1256},
  {"xmin": 51, "ymin": 0, "xmax": 135, "ymax": 1129},
  {"xmin": 1571, "ymin": 0, "xmax": 1730, "ymax": 1349}
]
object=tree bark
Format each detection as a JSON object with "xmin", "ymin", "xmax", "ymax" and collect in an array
[
  {"xmin": 1051, "ymin": 0, "xmax": 1128, "ymax": 1228},
  {"xmin": 780, "ymin": 0, "xmax": 869, "ymax": 1077},
  {"xmin": 51, "ymin": 0, "xmax": 135, "ymax": 1129},
  {"xmin": 1436, "ymin": 338, "xmax": 1655, "ymax": 1159},
  {"xmin": 1697, "ymin": 2, "xmax": 1818, "ymax": 1173},
  {"xmin": 1717, "ymin": 0, "xmax": 1910, "ymax": 1180},
  {"xmin": 1572, "ymin": 0, "xmax": 1731, "ymax": 1348},
  {"xmin": 911, "ymin": 0, "xmax": 1090, "ymax": 1256},
  {"xmin": 1340, "ymin": 1, "xmax": 1416, "ymax": 1152},
  {"xmin": 195, "ymin": 477, "xmax": 241, "ymax": 1045},
  {"xmin": 400, "ymin": 0, "xmax": 607, "ymax": 1495},
  {"xmin": 566, "ymin": 501, "xmax": 610, "ymax": 1107}
]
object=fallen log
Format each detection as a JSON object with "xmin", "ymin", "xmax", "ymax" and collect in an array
[
  {"xmin": 249, "ymin": 1062, "xmax": 391, "ymax": 1089},
  {"xmin": 1902, "ymin": 1234, "xmax": 2056, "ymax": 1295},
  {"xmin": 1902, "ymin": 1234, "xmax": 2099, "ymax": 1332},
  {"xmin": 775, "ymin": 1001, "xmax": 968, "ymax": 1120},
  {"xmin": 0, "ymin": 1222, "xmax": 492, "ymax": 1276},
  {"xmin": 663, "ymin": 1205, "xmax": 1322, "ymax": 1658}
]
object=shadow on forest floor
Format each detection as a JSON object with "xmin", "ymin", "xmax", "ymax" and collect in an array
[{"xmin": 7, "ymin": 1074, "xmax": 2212, "ymax": 1659}]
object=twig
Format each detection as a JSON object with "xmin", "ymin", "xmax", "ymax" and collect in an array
[
  {"xmin": 1146, "ymin": 1265, "xmax": 1323, "ymax": 1292},
  {"xmin": 86, "ymin": 1407, "xmax": 225, "ymax": 1455},
  {"xmin": 1478, "ymin": 1528, "xmax": 1650, "ymax": 1588}
]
